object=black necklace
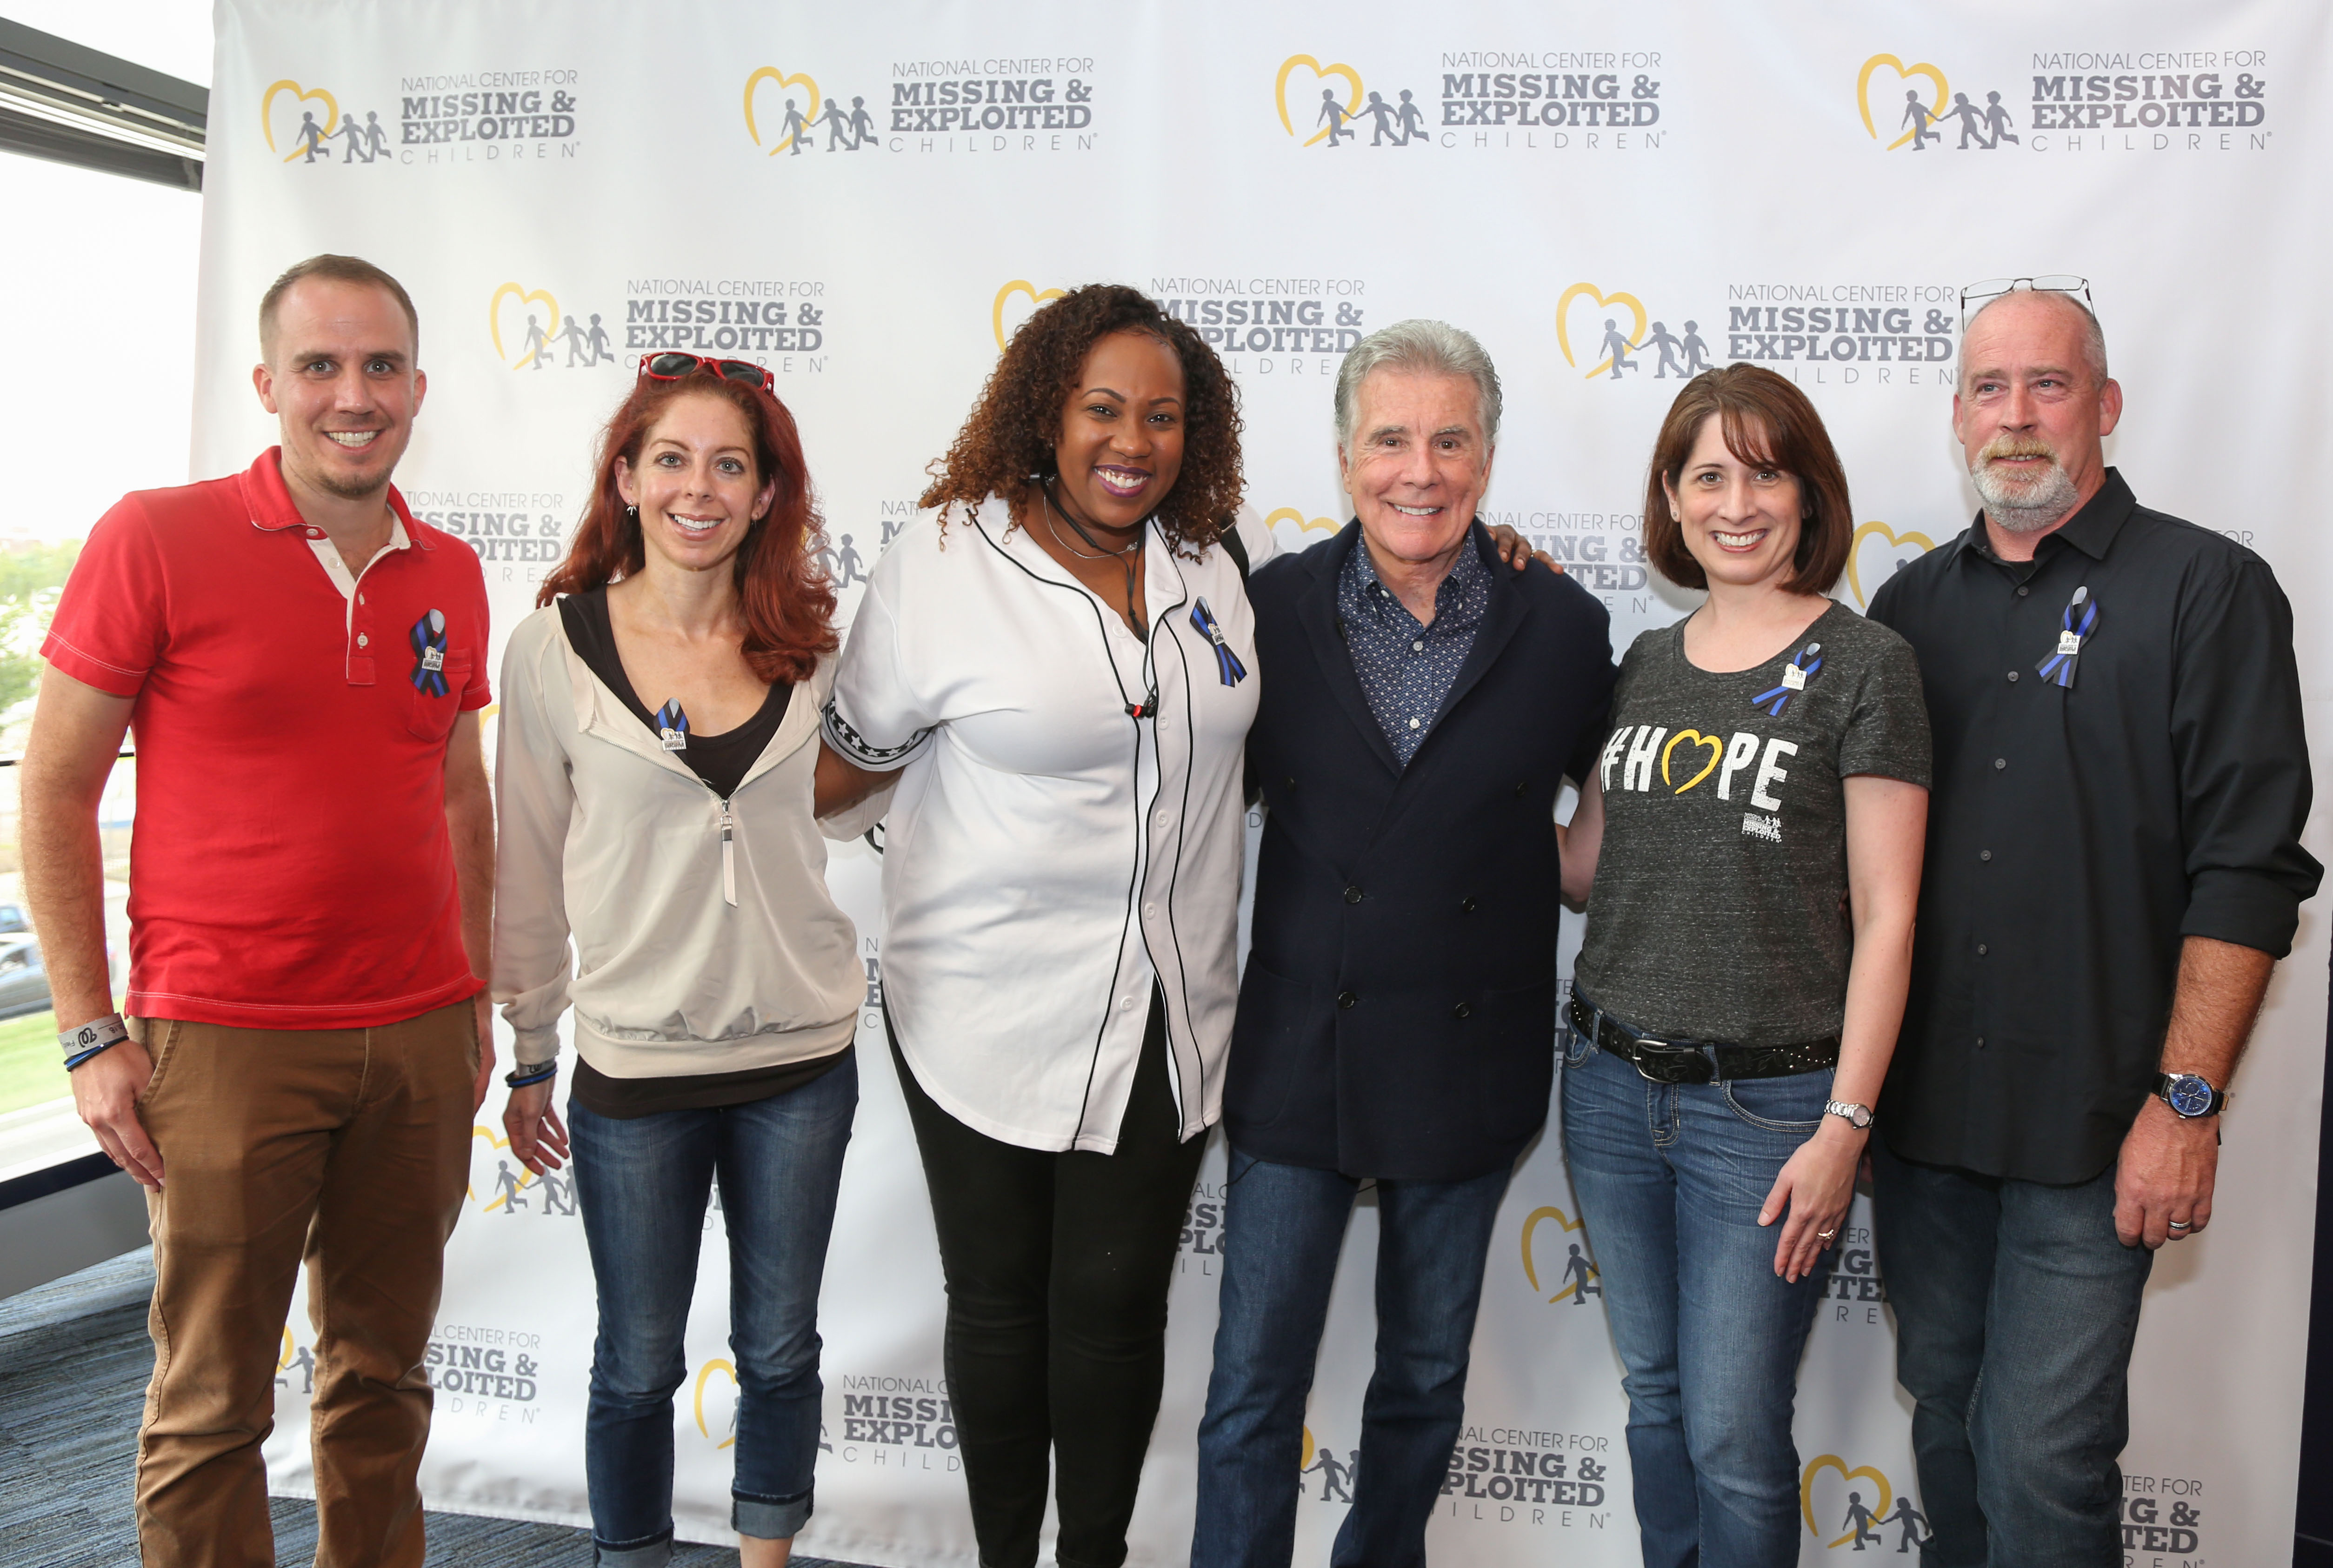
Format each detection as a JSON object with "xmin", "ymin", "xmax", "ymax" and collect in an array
[{"xmin": 1042, "ymin": 481, "xmax": 1159, "ymax": 720}]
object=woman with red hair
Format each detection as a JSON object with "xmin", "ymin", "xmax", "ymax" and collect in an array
[{"xmin": 491, "ymin": 355, "xmax": 873, "ymax": 1568}]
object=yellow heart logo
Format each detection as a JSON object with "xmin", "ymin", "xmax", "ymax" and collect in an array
[
  {"xmin": 1801, "ymin": 1454, "xmax": 1894, "ymax": 1547},
  {"xmin": 261, "ymin": 79, "xmax": 341, "ymax": 161},
  {"xmin": 1661, "ymin": 729, "xmax": 1722, "ymax": 793},
  {"xmin": 1555, "ymin": 283, "xmax": 1649, "ymax": 379},
  {"xmin": 1263, "ymin": 506, "xmax": 1341, "ymax": 538},
  {"xmin": 694, "ymin": 1358, "xmax": 740, "ymax": 1448},
  {"xmin": 466, "ymin": 1121, "xmax": 536, "ymax": 1209},
  {"xmin": 993, "ymin": 279, "xmax": 1066, "ymax": 351},
  {"xmin": 1856, "ymin": 54, "xmax": 1950, "ymax": 150},
  {"xmin": 743, "ymin": 66, "xmax": 822, "ymax": 154},
  {"xmin": 1521, "ymin": 1204, "xmax": 1599, "ymax": 1303},
  {"xmin": 279, "ymin": 1327, "xmax": 298, "ymax": 1370},
  {"xmin": 488, "ymin": 282, "xmax": 562, "ymax": 369},
  {"xmin": 1300, "ymin": 1424, "xmax": 1316, "ymax": 1470},
  {"xmin": 1844, "ymin": 519, "xmax": 1936, "ymax": 608},
  {"xmin": 1275, "ymin": 54, "xmax": 1365, "ymax": 147}
]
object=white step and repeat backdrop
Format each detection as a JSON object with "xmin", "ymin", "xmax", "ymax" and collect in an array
[{"xmin": 187, "ymin": 2, "xmax": 2326, "ymax": 1563}]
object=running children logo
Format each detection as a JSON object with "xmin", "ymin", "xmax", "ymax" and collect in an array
[
  {"xmin": 1300, "ymin": 1426, "xmax": 1359, "ymax": 1503},
  {"xmin": 467, "ymin": 1123, "xmax": 578, "ymax": 1217},
  {"xmin": 276, "ymin": 1328, "xmax": 317, "ymax": 1398},
  {"xmin": 1802, "ymin": 1455, "xmax": 1929, "ymax": 1551},
  {"xmin": 1859, "ymin": 49, "xmax": 2271, "ymax": 155},
  {"xmin": 488, "ymin": 281, "xmax": 619, "ymax": 373},
  {"xmin": 261, "ymin": 70, "xmax": 581, "ymax": 168},
  {"xmin": 743, "ymin": 66, "xmax": 881, "ymax": 155},
  {"xmin": 1520, "ymin": 1204, "xmax": 1601, "ymax": 1308},
  {"xmin": 1274, "ymin": 55, "xmax": 1430, "ymax": 148},
  {"xmin": 1555, "ymin": 283, "xmax": 1711, "ymax": 383},
  {"xmin": 1570, "ymin": 280, "xmax": 1961, "ymax": 386},
  {"xmin": 262, "ymin": 80, "xmax": 390, "ymax": 165}
]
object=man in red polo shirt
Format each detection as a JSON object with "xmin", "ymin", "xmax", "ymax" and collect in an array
[{"xmin": 21, "ymin": 254, "xmax": 495, "ymax": 1568}]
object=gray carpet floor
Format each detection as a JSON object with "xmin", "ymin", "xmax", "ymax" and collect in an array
[{"xmin": 0, "ymin": 1248, "xmax": 869, "ymax": 1566}]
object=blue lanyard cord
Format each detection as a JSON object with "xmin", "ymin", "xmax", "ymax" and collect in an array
[
  {"xmin": 1750, "ymin": 640, "xmax": 1823, "ymax": 718},
  {"xmin": 2035, "ymin": 586, "xmax": 2096, "ymax": 687}
]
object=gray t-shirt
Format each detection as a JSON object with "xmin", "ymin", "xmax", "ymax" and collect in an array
[{"xmin": 1572, "ymin": 600, "xmax": 1931, "ymax": 1046}]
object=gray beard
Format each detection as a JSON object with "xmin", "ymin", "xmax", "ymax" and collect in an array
[{"xmin": 1970, "ymin": 456, "xmax": 2080, "ymax": 533}]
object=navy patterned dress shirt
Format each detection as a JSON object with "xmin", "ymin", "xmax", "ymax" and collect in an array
[{"xmin": 1336, "ymin": 522, "xmax": 1492, "ymax": 765}]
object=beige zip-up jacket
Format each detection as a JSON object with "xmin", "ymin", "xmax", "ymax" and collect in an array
[{"xmin": 491, "ymin": 603, "xmax": 868, "ymax": 1076}]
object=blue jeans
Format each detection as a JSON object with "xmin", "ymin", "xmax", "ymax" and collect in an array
[
  {"xmin": 1559, "ymin": 1021, "xmax": 1831, "ymax": 1568},
  {"xmin": 1191, "ymin": 1147, "xmax": 1512, "ymax": 1568},
  {"xmin": 569, "ymin": 1053, "xmax": 858, "ymax": 1567},
  {"xmin": 1868, "ymin": 1137, "xmax": 2152, "ymax": 1568}
]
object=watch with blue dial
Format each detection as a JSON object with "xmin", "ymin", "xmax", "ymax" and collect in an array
[{"xmin": 2153, "ymin": 1072, "xmax": 2226, "ymax": 1119}]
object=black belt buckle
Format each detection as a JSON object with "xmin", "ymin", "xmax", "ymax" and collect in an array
[{"xmin": 1628, "ymin": 1038, "xmax": 1715, "ymax": 1086}]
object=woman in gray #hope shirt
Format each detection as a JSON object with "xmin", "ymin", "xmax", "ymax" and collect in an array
[{"xmin": 1555, "ymin": 365, "xmax": 1931, "ymax": 1568}]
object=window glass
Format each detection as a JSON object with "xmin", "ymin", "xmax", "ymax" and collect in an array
[{"xmin": 0, "ymin": 146, "xmax": 198, "ymax": 1171}]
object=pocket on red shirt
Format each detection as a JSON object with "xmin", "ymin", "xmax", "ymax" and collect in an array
[{"xmin": 409, "ymin": 649, "xmax": 473, "ymax": 740}]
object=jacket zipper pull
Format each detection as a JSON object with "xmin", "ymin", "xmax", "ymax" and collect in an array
[{"xmin": 720, "ymin": 799, "xmax": 737, "ymax": 906}]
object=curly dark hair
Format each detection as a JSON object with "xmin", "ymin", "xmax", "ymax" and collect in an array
[{"xmin": 920, "ymin": 283, "xmax": 1245, "ymax": 556}]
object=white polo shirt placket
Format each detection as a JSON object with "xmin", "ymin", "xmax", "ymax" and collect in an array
[
  {"xmin": 826, "ymin": 498, "xmax": 1266, "ymax": 1155},
  {"xmin": 251, "ymin": 509, "xmax": 416, "ymax": 686}
]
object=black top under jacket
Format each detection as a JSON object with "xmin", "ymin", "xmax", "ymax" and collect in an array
[
  {"xmin": 1866, "ymin": 469, "xmax": 2319, "ymax": 1184},
  {"xmin": 1229, "ymin": 521, "xmax": 1615, "ymax": 1182}
]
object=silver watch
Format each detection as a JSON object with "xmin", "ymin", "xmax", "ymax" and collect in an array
[{"xmin": 1823, "ymin": 1099, "xmax": 1874, "ymax": 1130}]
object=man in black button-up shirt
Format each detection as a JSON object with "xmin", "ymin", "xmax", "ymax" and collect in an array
[{"xmin": 1866, "ymin": 285, "xmax": 2319, "ymax": 1566}]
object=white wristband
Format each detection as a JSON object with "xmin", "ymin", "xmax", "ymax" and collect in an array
[{"xmin": 60, "ymin": 1012, "xmax": 130, "ymax": 1059}]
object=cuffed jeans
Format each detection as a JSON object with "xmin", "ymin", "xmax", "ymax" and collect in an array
[
  {"xmin": 1868, "ymin": 1137, "xmax": 2152, "ymax": 1568},
  {"xmin": 1559, "ymin": 1021, "xmax": 1831, "ymax": 1568},
  {"xmin": 569, "ymin": 1051, "xmax": 858, "ymax": 1567},
  {"xmin": 1191, "ymin": 1148, "xmax": 1513, "ymax": 1568},
  {"xmin": 130, "ymin": 1001, "xmax": 478, "ymax": 1568}
]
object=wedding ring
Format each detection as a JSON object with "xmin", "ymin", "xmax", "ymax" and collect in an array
[
  {"xmin": 2166, "ymin": 1220, "xmax": 2193, "ymax": 1231},
  {"xmin": 1818, "ymin": 1229, "xmax": 1836, "ymax": 1240}
]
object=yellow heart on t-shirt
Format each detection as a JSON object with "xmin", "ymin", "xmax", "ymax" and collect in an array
[{"xmin": 1661, "ymin": 729, "xmax": 1721, "ymax": 793}]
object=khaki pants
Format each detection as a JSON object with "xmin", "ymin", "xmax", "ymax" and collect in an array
[{"xmin": 131, "ymin": 999, "xmax": 478, "ymax": 1568}]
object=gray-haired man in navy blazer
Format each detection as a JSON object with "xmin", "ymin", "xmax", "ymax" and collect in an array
[{"xmin": 1191, "ymin": 320, "xmax": 1615, "ymax": 1568}]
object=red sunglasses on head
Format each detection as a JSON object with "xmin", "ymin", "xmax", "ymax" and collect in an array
[{"xmin": 636, "ymin": 352, "xmax": 776, "ymax": 393}]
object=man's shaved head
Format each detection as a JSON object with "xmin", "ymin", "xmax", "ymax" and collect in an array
[{"xmin": 259, "ymin": 254, "xmax": 419, "ymax": 366}]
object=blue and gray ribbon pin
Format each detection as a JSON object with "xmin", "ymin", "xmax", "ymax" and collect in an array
[
  {"xmin": 1751, "ymin": 640, "xmax": 1823, "ymax": 717},
  {"xmin": 2035, "ymin": 585, "xmax": 2096, "ymax": 687},
  {"xmin": 655, "ymin": 700, "xmax": 690, "ymax": 751},
  {"xmin": 407, "ymin": 609, "xmax": 448, "ymax": 696},
  {"xmin": 1190, "ymin": 597, "xmax": 1246, "ymax": 687}
]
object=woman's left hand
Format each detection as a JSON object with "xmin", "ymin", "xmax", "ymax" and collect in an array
[{"xmin": 1759, "ymin": 1120, "xmax": 1865, "ymax": 1282}]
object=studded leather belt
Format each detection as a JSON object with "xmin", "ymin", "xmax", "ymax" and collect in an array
[{"xmin": 1567, "ymin": 992, "xmax": 1839, "ymax": 1086}]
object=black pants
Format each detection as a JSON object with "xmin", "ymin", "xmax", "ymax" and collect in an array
[{"xmin": 890, "ymin": 992, "xmax": 1207, "ymax": 1568}]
